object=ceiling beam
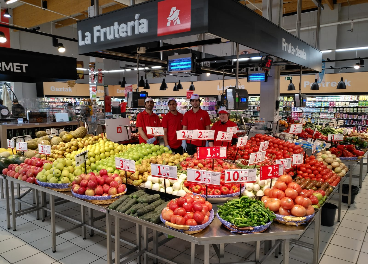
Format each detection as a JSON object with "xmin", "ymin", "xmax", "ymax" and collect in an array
[
  {"xmin": 341, "ymin": 0, "xmax": 368, "ymax": 6},
  {"xmin": 323, "ymin": 0, "xmax": 334, "ymax": 9},
  {"xmin": 13, "ymin": 0, "xmax": 116, "ymax": 28},
  {"xmin": 283, "ymin": 0, "xmax": 317, "ymax": 14}
]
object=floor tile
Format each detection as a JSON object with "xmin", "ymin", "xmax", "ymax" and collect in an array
[
  {"xmin": 69, "ymin": 234, "xmax": 106, "ymax": 249},
  {"xmin": 340, "ymin": 219, "xmax": 368, "ymax": 231},
  {"xmin": 320, "ymin": 254, "xmax": 354, "ymax": 264},
  {"xmin": 289, "ymin": 246, "xmax": 321, "ymax": 264},
  {"xmin": 343, "ymin": 212, "xmax": 368, "ymax": 223},
  {"xmin": 0, "ymin": 228, "xmax": 15, "ymax": 242},
  {"xmin": 29, "ymin": 235, "xmax": 66, "ymax": 251},
  {"xmin": 357, "ymin": 251, "xmax": 368, "ymax": 264},
  {"xmin": 8, "ymin": 221, "xmax": 39, "ymax": 235},
  {"xmin": 17, "ymin": 227, "xmax": 50, "ymax": 243},
  {"xmin": 335, "ymin": 226, "xmax": 366, "ymax": 241},
  {"xmin": 0, "ymin": 237, "xmax": 26, "ymax": 254},
  {"xmin": 330, "ymin": 234, "xmax": 363, "ymax": 250},
  {"xmin": 303, "ymin": 229, "xmax": 334, "ymax": 243},
  {"xmin": 16, "ymin": 252, "xmax": 56, "ymax": 264},
  {"xmin": 88, "ymin": 258, "xmax": 108, "ymax": 264},
  {"xmin": 85, "ymin": 239, "xmax": 108, "ymax": 258},
  {"xmin": 360, "ymin": 240, "xmax": 368, "ymax": 253},
  {"xmin": 58, "ymin": 249, "xmax": 100, "ymax": 264},
  {"xmin": 324, "ymin": 244, "xmax": 360, "ymax": 263},
  {"xmin": 1, "ymin": 244, "xmax": 40, "ymax": 263},
  {"xmin": 0, "ymin": 257, "xmax": 9, "ymax": 264},
  {"xmin": 43, "ymin": 241, "xmax": 82, "ymax": 261},
  {"xmin": 225, "ymin": 242, "xmax": 255, "ymax": 258}
]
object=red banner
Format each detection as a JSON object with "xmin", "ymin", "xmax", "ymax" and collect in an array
[
  {"xmin": 0, "ymin": 11, "xmax": 10, "ymax": 48},
  {"xmin": 197, "ymin": 147, "xmax": 227, "ymax": 159}
]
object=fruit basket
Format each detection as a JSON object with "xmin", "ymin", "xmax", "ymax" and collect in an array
[
  {"xmin": 160, "ymin": 209, "xmax": 214, "ymax": 234},
  {"xmin": 217, "ymin": 212, "xmax": 272, "ymax": 234},
  {"xmin": 274, "ymin": 213, "xmax": 315, "ymax": 226},
  {"xmin": 183, "ymin": 186, "xmax": 245, "ymax": 201},
  {"xmin": 36, "ymin": 180, "xmax": 71, "ymax": 192},
  {"xmin": 71, "ymin": 189, "xmax": 127, "ymax": 205}
]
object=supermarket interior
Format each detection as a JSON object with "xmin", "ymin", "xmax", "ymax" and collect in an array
[{"xmin": 1, "ymin": 0, "xmax": 368, "ymax": 264}]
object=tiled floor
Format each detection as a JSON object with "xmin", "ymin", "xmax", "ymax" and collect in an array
[{"xmin": 0, "ymin": 161, "xmax": 367, "ymax": 264}]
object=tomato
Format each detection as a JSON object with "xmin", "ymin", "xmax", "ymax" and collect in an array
[
  {"xmin": 291, "ymin": 205, "xmax": 306, "ymax": 217},
  {"xmin": 265, "ymin": 198, "xmax": 281, "ymax": 212},
  {"xmin": 309, "ymin": 174, "xmax": 315, "ymax": 178},
  {"xmin": 183, "ymin": 212, "xmax": 194, "ymax": 222},
  {"xmin": 278, "ymin": 207, "xmax": 291, "ymax": 216},
  {"xmin": 201, "ymin": 205, "xmax": 209, "ymax": 215},
  {"xmin": 175, "ymin": 215, "xmax": 186, "ymax": 225},
  {"xmin": 193, "ymin": 203, "xmax": 203, "ymax": 212},
  {"xmin": 300, "ymin": 167, "xmax": 307, "ymax": 173},
  {"xmin": 183, "ymin": 202, "xmax": 193, "ymax": 212},
  {"xmin": 297, "ymin": 171, "xmax": 303, "ymax": 175},
  {"xmin": 169, "ymin": 201, "xmax": 178, "ymax": 211},
  {"xmin": 162, "ymin": 208, "xmax": 174, "ymax": 221},
  {"xmin": 193, "ymin": 211, "xmax": 204, "ymax": 224},
  {"xmin": 274, "ymin": 181, "xmax": 287, "ymax": 191},
  {"xmin": 295, "ymin": 196, "xmax": 312, "ymax": 208},
  {"xmin": 306, "ymin": 169, "xmax": 312, "ymax": 174},
  {"xmin": 264, "ymin": 189, "xmax": 271, "ymax": 196},
  {"xmin": 285, "ymin": 188, "xmax": 298, "ymax": 199},
  {"xmin": 204, "ymin": 201, "xmax": 213, "ymax": 211},
  {"xmin": 302, "ymin": 173, "xmax": 309, "ymax": 178},
  {"xmin": 203, "ymin": 215, "xmax": 210, "ymax": 224},
  {"xmin": 279, "ymin": 175, "xmax": 293, "ymax": 184},
  {"xmin": 186, "ymin": 219, "xmax": 197, "ymax": 226},
  {"xmin": 288, "ymin": 182, "xmax": 302, "ymax": 194},
  {"xmin": 261, "ymin": 196, "xmax": 270, "ymax": 203},
  {"xmin": 174, "ymin": 207, "xmax": 186, "ymax": 217},
  {"xmin": 177, "ymin": 197, "xmax": 186, "ymax": 207},
  {"xmin": 269, "ymin": 189, "xmax": 285, "ymax": 200},
  {"xmin": 306, "ymin": 205, "xmax": 315, "ymax": 215},
  {"xmin": 170, "ymin": 215, "xmax": 178, "ymax": 224},
  {"xmin": 280, "ymin": 197, "xmax": 294, "ymax": 210}
]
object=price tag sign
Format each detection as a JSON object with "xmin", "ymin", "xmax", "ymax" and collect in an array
[
  {"xmin": 197, "ymin": 147, "xmax": 227, "ymax": 159},
  {"xmin": 257, "ymin": 151, "xmax": 266, "ymax": 163},
  {"xmin": 227, "ymin": 127, "xmax": 238, "ymax": 133},
  {"xmin": 38, "ymin": 144, "xmax": 51, "ymax": 155},
  {"xmin": 237, "ymin": 136, "xmax": 248, "ymax": 147},
  {"xmin": 17, "ymin": 118, "xmax": 23, "ymax": 124},
  {"xmin": 225, "ymin": 169, "xmax": 257, "ymax": 183},
  {"xmin": 292, "ymin": 154, "xmax": 303, "ymax": 165},
  {"xmin": 328, "ymin": 134, "xmax": 344, "ymax": 141},
  {"xmin": 176, "ymin": 130, "xmax": 193, "ymax": 140},
  {"xmin": 192, "ymin": 130, "xmax": 215, "ymax": 140},
  {"xmin": 75, "ymin": 150, "xmax": 88, "ymax": 166},
  {"xmin": 289, "ymin": 124, "xmax": 303, "ymax": 134},
  {"xmin": 187, "ymin": 170, "xmax": 221, "ymax": 185},
  {"xmin": 208, "ymin": 171, "xmax": 221, "ymax": 185},
  {"xmin": 51, "ymin": 128, "xmax": 58, "ymax": 135},
  {"xmin": 260, "ymin": 165, "xmax": 280, "ymax": 180},
  {"xmin": 151, "ymin": 164, "xmax": 177, "ymax": 179},
  {"xmin": 187, "ymin": 169, "xmax": 206, "ymax": 184},
  {"xmin": 249, "ymin": 153, "xmax": 256, "ymax": 165},
  {"xmin": 275, "ymin": 160, "xmax": 286, "ymax": 175},
  {"xmin": 285, "ymin": 158, "xmax": 292, "ymax": 169},
  {"xmin": 7, "ymin": 139, "xmax": 14, "ymax": 149},
  {"xmin": 216, "ymin": 131, "xmax": 233, "ymax": 142},
  {"xmin": 16, "ymin": 142, "xmax": 27, "ymax": 151},
  {"xmin": 147, "ymin": 127, "xmax": 164, "ymax": 136},
  {"xmin": 115, "ymin": 157, "xmax": 135, "ymax": 172},
  {"xmin": 312, "ymin": 143, "xmax": 317, "ymax": 153},
  {"xmin": 259, "ymin": 141, "xmax": 269, "ymax": 151}
]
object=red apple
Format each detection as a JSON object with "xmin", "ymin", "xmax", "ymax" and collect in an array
[
  {"xmin": 108, "ymin": 187, "xmax": 117, "ymax": 196},
  {"xmin": 96, "ymin": 176, "xmax": 105, "ymax": 186},
  {"xmin": 74, "ymin": 176, "xmax": 82, "ymax": 184},
  {"xmin": 88, "ymin": 180, "xmax": 97, "ymax": 189},
  {"xmin": 22, "ymin": 175, "xmax": 27, "ymax": 181},
  {"xmin": 26, "ymin": 177, "xmax": 35, "ymax": 184},
  {"xmin": 80, "ymin": 173, "xmax": 87, "ymax": 179},
  {"xmin": 85, "ymin": 189, "xmax": 95, "ymax": 196},
  {"xmin": 80, "ymin": 180, "xmax": 88, "ymax": 188},
  {"xmin": 105, "ymin": 177, "xmax": 113, "ymax": 185},
  {"xmin": 14, "ymin": 173, "xmax": 19, "ymax": 179},
  {"xmin": 114, "ymin": 177, "xmax": 122, "ymax": 185},
  {"xmin": 95, "ymin": 186, "xmax": 103, "ymax": 196},
  {"xmin": 117, "ymin": 184, "xmax": 126, "ymax": 194},
  {"xmin": 84, "ymin": 174, "xmax": 91, "ymax": 181},
  {"xmin": 99, "ymin": 169, "xmax": 107, "ymax": 176},
  {"xmin": 112, "ymin": 173, "xmax": 119, "ymax": 178},
  {"xmin": 102, "ymin": 184, "xmax": 110, "ymax": 194},
  {"xmin": 2, "ymin": 168, "xmax": 8, "ymax": 175},
  {"xmin": 78, "ymin": 187, "xmax": 86, "ymax": 195},
  {"xmin": 89, "ymin": 175, "xmax": 97, "ymax": 183},
  {"xmin": 73, "ymin": 185, "xmax": 80, "ymax": 193},
  {"xmin": 110, "ymin": 181, "xmax": 118, "ymax": 188}
]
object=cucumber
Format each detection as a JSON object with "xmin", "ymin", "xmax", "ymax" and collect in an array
[
  {"xmin": 108, "ymin": 195, "xmax": 129, "ymax": 210},
  {"xmin": 138, "ymin": 194, "xmax": 160, "ymax": 203}
]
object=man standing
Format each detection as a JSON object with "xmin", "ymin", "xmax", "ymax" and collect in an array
[
  {"xmin": 136, "ymin": 97, "xmax": 160, "ymax": 144},
  {"xmin": 182, "ymin": 94, "xmax": 211, "ymax": 155},
  {"xmin": 162, "ymin": 98, "xmax": 183, "ymax": 154},
  {"xmin": 208, "ymin": 107, "xmax": 238, "ymax": 147}
]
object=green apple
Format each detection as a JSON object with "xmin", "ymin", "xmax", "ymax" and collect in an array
[
  {"xmin": 74, "ymin": 168, "xmax": 82, "ymax": 176},
  {"xmin": 60, "ymin": 177, "xmax": 70, "ymax": 184},
  {"xmin": 61, "ymin": 170, "xmax": 69, "ymax": 178},
  {"xmin": 69, "ymin": 175, "xmax": 75, "ymax": 181},
  {"xmin": 66, "ymin": 159, "xmax": 73, "ymax": 166},
  {"xmin": 91, "ymin": 164, "xmax": 97, "ymax": 170},
  {"xmin": 106, "ymin": 167, "xmax": 114, "ymax": 173},
  {"xmin": 56, "ymin": 163, "xmax": 64, "ymax": 171},
  {"xmin": 47, "ymin": 174, "xmax": 54, "ymax": 181},
  {"xmin": 313, "ymin": 193, "xmax": 323, "ymax": 201},
  {"xmin": 49, "ymin": 177, "xmax": 58, "ymax": 183},
  {"xmin": 39, "ymin": 174, "xmax": 47, "ymax": 182},
  {"xmin": 53, "ymin": 169, "xmax": 62, "ymax": 177},
  {"xmin": 44, "ymin": 163, "xmax": 52, "ymax": 170},
  {"xmin": 68, "ymin": 166, "xmax": 74, "ymax": 173}
]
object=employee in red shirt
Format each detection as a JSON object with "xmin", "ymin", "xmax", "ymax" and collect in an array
[
  {"xmin": 208, "ymin": 107, "xmax": 238, "ymax": 147},
  {"xmin": 162, "ymin": 98, "xmax": 184, "ymax": 154},
  {"xmin": 136, "ymin": 97, "xmax": 161, "ymax": 144},
  {"xmin": 182, "ymin": 94, "xmax": 211, "ymax": 155},
  {"xmin": 120, "ymin": 100, "xmax": 127, "ymax": 118}
]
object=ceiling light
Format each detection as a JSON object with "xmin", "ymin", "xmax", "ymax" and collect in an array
[
  {"xmin": 232, "ymin": 58, "xmax": 250, "ymax": 61},
  {"xmin": 76, "ymin": 68, "xmax": 88, "ymax": 71},
  {"xmin": 189, "ymin": 82, "xmax": 195, "ymax": 91},
  {"xmin": 287, "ymin": 79, "xmax": 295, "ymax": 91},
  {"xmin": 251, "ymin": 57, "xmax": 262, "ymax": 60},
  {"xmin": 321, "ymin": 50, "xmax": 332, "ymax": 53},
  {"xmin": 144, "ymin": 79, "xmax": 150, "ymax": 90},
  {"xmin": 337, "ymin": 77, "xmax": 346, "ymax": 89},
  {"xmin": 177, "ymin": 80, "xmax": 183, "ymax": 90},
  {"xmin": 125, "ymin": 69, "xmax": 131, "ymax": 71},
  {"xmin": 144, "ymin": 67, "xmax": 149, "ymax": 70},
  {"xmin": 206, "ymin": 73, "xmax": 210, "ymax": 77},
  {"xmin": 354, "ymin": 63, "xmax": 360, "ymax": 70},
  {"xmin": 0, "ymin": 32, "xmax": 7, "ymax": 43},
  {"xmin": 138, "ymin": 76, "xmax": 145, "ymax": 87},
  {"xmin": 151, "ymin": 66, "xmax": 162, "ymax": 69},
  {"xmin": 120, "ymin": 77, "xmax": 126, "ymax": 88},
  {"xmin": 173, "ymin": 83, "xmax": 179, "ymax": 91},
  {"xmin": 311, "ymin": 79, "xmax": 319, "ymax": 90},
  {"xmin": 4, "ymin": 9, "xmax": 11, "ymax": 18},
  {"xmin": 5, "ymin": 0, "xmax": 18, "ymax": 4},
  {"xmin": 103, "ymin": 69, "xmax": 125, "ymax": 73},
  {"xmin": 336, "ymin": 46, "xmax": 368, "ymax": 52},
  {"xmin": 160, "ymin": 79, "xmax": 167, "ymax": 90},
  {"xmin": 58, "ymin": 44, "xmax": 66, "ymax": 53}
]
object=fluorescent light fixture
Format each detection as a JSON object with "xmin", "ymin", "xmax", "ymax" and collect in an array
[
  {"xmin": 321, "ymin": 50, "xmax": 332, "ymax": 53},
  {"xmin": 206, "ymin": 73, "xmax": 210, "ymax": 76},
  {"xmin": 251, "ymin": 57, "xmax": 262, "ymax": 60},
  {"xmin": 138, "ymin": 68, "xmax": 144, "ymax": 70},
  {"xmin": 151, "ymin": 66, "xmax": 162, "ymax": 69},
  {"xmin": 144, "ymin": 67, "xmax": 149, "ymax": 69},
  {"xmin": 5, "ymin": 0, "xmax": 18, "ymax": 4},
  {"xmin": 103, "ymin": 69, "xmax": 125, "ymax": 73},
  {"xmin": 336, "ymin": 46, "xmax": 368, "ymax": 52},
  {"xmin": 0, "ymin": 32, "xmax": 6, "ymax": 43},
  {"xmin": 232, "ymin": 58, "xmax": 250, "ymax": 61},
  {"xmin": 76, "ymin": 68, "xmax": 88, "ymax": 71},
  {"xmin": 125, "ymin": 69, "xmax": 131, "ymax": 71},
  {"xmin": 354, "ymin": 63, "xmax": 360, "ymax": 70}
]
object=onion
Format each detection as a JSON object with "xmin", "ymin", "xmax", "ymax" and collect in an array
[
  {"xmin": 144, "ymin": 181, "xmax": 152, "ymax": 189},
  {"xmin": 317, "ymin": 158, "xmax": 323, "ymax": 162},
  {"xmin": 334, "ymin": 167, "xmax": 342, "ymax": 173},
  {"xmin": 246, "ymin": 183, "xmax": 254, "ymax": 191},
  {"xmin": 331, "ymin": 154, "xmax": 337, "ymax": 159},
  {"xmin": 331, "ymin": 162, "xmax": 340, "ymax": 168},
  {"xmin": 177, "ymin": 190, "xmax": 186, "ymax": 197},
  {"xmin": 325, "ymin": 158, "xmax": 334, "ymax": 164},
  {"xmin": 341, "ymin": 169, "xmax": 346, "ymax": 175},
  {"xmin": 325, "ymin": 151, "xmax": 331, "ymax": 155},
  {"xmin": 327, "ymin": 165, "xmax": 332, "ymax": 170},
  {"xmin": 256, "ymin": 190, "xmax": 264, "ymax": 196},
  {"xmin": 253, "ymin": 184, "xmax": 261, "ymax": 192},
  {"xmin": 323, "ymin": 162, "xmax": 328, "ymax": 166},
  {"xmin": 336, "ymin": 158, "xmax": 341, "ymax": 162},
  {"xmin": 338, "ymin": 172, "xmax": 345, "ymax": 177},
  {"xmin": 321, "ymin": 154, "xmax": 327, "ymax": 159}
]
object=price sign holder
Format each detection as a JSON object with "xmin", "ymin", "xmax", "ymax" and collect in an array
[
  {"xmin": 192, "ymin": 130, "xmax": 215, "ymax": 140},
  {"xmin": 289, "ymin": 124, "xmax": 303, "ymax": 134},
  {"xmin": 259, "ymin": 141, "xmax": 269, "ymax": 151},
  {"xmin": 197, "ymin": 147, "xmax": 226, "ymax": 160},
  {"xmin": 237, "ymin": 136, "xmax": 248, "ymax": 147},
  {"xmin": 292, "ymin": 154, "xmax": 303, "ymax": 165},
  {"xmin": 115, "ymin": 157, "xmax": 136, "ymax": 184},
  {"xmin": 225, "ymin": 169, "xmax": 257, "ymax": 197},
  {"xmin": 328, "ymin": 134, "xmax": 343, "ymax": 142},
  {"xmin": 151, "ymin": 164, "xmax": 178, "ymax": 199},
  {"xmin": 7, "ymin": 139, "xmax": 15, "ymax": 154},
  {"xmin": 260, "ymin": 165, "xmax": 280, "ymax": 188},
  {"xmin": 75, "ymin": 150, "xmax": 88, "ymax": 173},
  {"xmin": 146, "ymin": 127, "xmax": 164, "ymax": 136},
  {"xmin": 275, "ymin": 160, "xmax": 285, "ymax": 175},
  {"xmin": 176, "ymin": 130, "xmax": 192, "ymax": 140},
  {"xmin": 216, "ymin": 131, "xmax": 233, "ymax": 142},
  {"xmin": 38, "ymin": 144, "xmax": 51, "ymax": 159},
  {"xmin": 16, "ymin": 142, "xmax": 27, "ymax": 155}
]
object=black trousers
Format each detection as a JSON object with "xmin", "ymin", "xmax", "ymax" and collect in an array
[
  {"xmin": 171, "ymin": 146, "xmax": 184, "ymax": 154},
  {"xmin": 186, "ymin": 143, "xmax": 198, "ymax": 155}
]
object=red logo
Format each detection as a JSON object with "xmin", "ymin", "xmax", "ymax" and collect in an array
[
  {"xmin": 117, "ymin": 127, "xmax": 122, "ymax": 134},
  {"xmin": 157, "ymin": 0, "xmax": 191, "ymax": 37}
]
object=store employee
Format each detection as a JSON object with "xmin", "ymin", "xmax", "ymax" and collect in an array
[
  {"xmin": 182, "ymin": 94, "xmax": 211, "ymax": 155},
  {"xmin": 162, "ymin": 98, "xmax": 184, "ymax": 154},
  {"xmin": 208, "ymin": 107, "xmax": 238, "ymax": 147},
  {"xmin": 136, "ymin": 97, "xmax": 160, "ymax": 144}
]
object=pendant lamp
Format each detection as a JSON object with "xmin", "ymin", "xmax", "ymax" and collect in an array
[
  {"xmin": 120, "ymin": 77, "xmax": 126, "ymax": 88},
  {"xmin": 144, "ymin": 79, "xmax": 150, "ymax": 89},
  {"xmin": 337, "ymin": 77, "xmax": 346, "ymax": 89},
  {"xmin": 177, "ymin": 80, "xmax": 183, "ymax": 89},
  {"xmin": 311, "ymin": 79, "xmax": 319, "ymax": 90},
  {"xmin": 287, "ymin": 79, "xmax": 295, "ymax": 91},
  {"xmin": 189, "ymin": 82, "xmax": 195, "ymax": 91},
  {"xmin": 160, "ymin": 79, "xmax": 167, "ymax": 90},
  {"xmin": 173, "ymin": 83, "xmax": 179, "ymax": 91},
  {"xmin": 138, "ymin": 76, "xmax": 145, "ymax": 87}
]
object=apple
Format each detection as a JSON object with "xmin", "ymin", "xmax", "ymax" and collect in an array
[
  {"xmin": 102, "ymin": 193, "xmax": 109, "ymax": 197},
  {"xmin": 84, "ymin": 174, "xmax": 91, "ymax": 181},
  {"xmin": 96, "ymin": 176, "xmax": 105, "ymax": 186},
  {"xmin": 108, "ymin": 187, "xmax": 117, "ymax": 196},
  {"xmin": 99, "ymin": 169, "xmax": 107, "ymax": 176},
  {"xmin": 14, "ymin": 173, "xmax": 20, "ymax": 179},
  {"xmin": 110, "ymin": 181, "xmax": 118, "ymax": 188},
  {"xmin": 105, "ymin": 177, "xmax": 113, "ymax": 185},
  {"xmin": 85, "ymin": 189, "xmax": 95, "ymax": 196},
  {"xmin": 80, "ymin": 179, "xmax": 88, "ymax": 188},
  {"xmin": 102, "ymin": 184, "xmax": 110, "ymax": 194},
  {"xmin": 22, "ymin": 175, "xmax": 27, "ymax": 181},
  {"xmin": 78, "ymin": 187, "xmax": 86, "ymax": 195},
  {"xmin": 114, "ymin": 177, "xmax": 122, "ymax": 185},
  {"xmin": 2, "ymin": 168, "xmax": 8, "ymax": 175},
  {"xmin": 95, "ymin": 186, "xmax": 104, "ymax": 195},
  {"xmin": 117, "ymin": 184, "xmax": 126, "ymax": 194},
  {"xmin": 88, "ymin": 180, "xmax": 97, "ymax": 189},
  {"xmin": 112, "ymin": 173, "xmax": 119, "ymax": 178},
  {"xmin": 26, "ymin": 177, "xmax": 35, "ymax": 184},
  {"xmin": 73, "ymin": 185, "xmax": 80, "ymax": 193},
  {"xmin": 89, "ymin": 175, "xmax": 97, "ymax": 183},
  {"xmin": 74, "ymin": 176, "xmax": 82, "ymax": 184}
]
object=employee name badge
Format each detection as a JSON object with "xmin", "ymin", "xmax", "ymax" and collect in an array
[
  {"xmin": 176, "ymin": 130, "xmax": 193, "ymax": 140},
  {"xmin": 227, "ymin": 127, "xmax": 238, "ymax": 133},
  {"xmin": 7, "ymin": 139, "xmax": 14, "ymax": 149},
  {"xmin": 192, "ymin": 130, "xmax": 215, "ymax": 140},
  {"xmin": 216, "ymin": 131, "xmax": 232, "ymax": 142},
  {"xmin": 146, "ymin": 127, "xmax": 164, "ymax": 136},
  {"xmin": 237, "ymin": 136, "xmax": 248, "ymax": 147}
]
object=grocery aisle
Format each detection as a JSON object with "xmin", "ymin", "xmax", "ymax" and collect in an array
[{"xmin": 0, "ymin": 161, "xmax": 367, "ymax": 264}]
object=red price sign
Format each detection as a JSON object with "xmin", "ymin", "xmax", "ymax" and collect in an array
[
  {"xmin": 216, "ymin": 131, "xmax": 232, "ymax": 142},
  {"xmin": 289, "ymin": 124, "xmax": 303, "ymax": 134},
  {"xmin": 197, "ymin": 147, "xmax": 227, "ymax": 159},
  {"xmin": 260, "ymin": 165, "xmax": 280, "ymax": 180},
  {"xmin": 147, "ymin": 127, "xmax": 164, "ymax": 136},
  {"xmin": 237, "ymin": 136, "xmax": 248, "ymax": 147},
  {"xmin": 7, "ymin": 139, "xmax": 14, "ymax": 149},
  {"xmin": 225, "ymin": 169, "xmax": 257, "ymax": 183},
  {"xmin": 187, "ymin": 169, "xmax": 221, "ymax": 185},
  {"xmin": 192, "ymin": 130, "xmax": 215, "ymax": 140},
  {"xmin": 176, "ymin": 130, "xmax": 192, "ymax": 140},
  {"xmin": 151, "ymin": 164, "xmax": 177, "ymax": 179},
  {"xmin": 115, "ymin": 157, "xmax": 136, "ymax": 172},
  {"xmin": 292, "ymin": 154, "xmax": 303, "ymax": 165},
  {"xmin": 38, "ymin": 144, "xmax": 51, "ymax": 155}
]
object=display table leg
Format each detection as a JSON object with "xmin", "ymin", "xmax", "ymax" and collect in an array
[
  {"xmin": 35, "ymin": 190, "xmax": 40, "ymax": 220},
  {"xmin": 191, "ymin": 243, "xmax": 195, "ymax": 264},
  {"xmin": 50, "ymin": 194, "xmax": 56, "ymax": 253},
  {"xmin": 106, "ymin": 212, "xmax": 112, "ymax": 264},
  {"xmin": 5, "ymin": 179, "xmax": 10, "ymax": 229},
  {"xmin": 264, "ymin": 240, "xmax": 271, "ymax": 255},
  {"xmin": 10, "ymin": 181, "xmax": 16, "ymax": 231},
  {"xmin": 338, "ymin": 181, "xmax": 342, "ymax": 222},
  {"xmin": 359, "ymin": 158, "xmax": 363, "ymax": 188},
  {"xmin": 16, "ymin": 183, "xmax": 21, "ymax": 211},
  {"xmin": 153, "ymin": 230, "xmax": 158, "ymax": 264},
  {"xmin": 41, "ymin": 191, "xmax": 46, "ymax": 221},
  {"xmin": 136, "ymin": 224, "xmax": 142, "ymax": 264},
  {"xmin": 81, "ymin": 205, "xmax": 86, "ymax": 239},
  {"xmin": 88, "ymin": 208, "xmax": 94, "ymax": 237},
  {"xmin": 142, "ymin": 226, "xmax": 148, "ymax": 264},
  {"xmin": 348, "ymin": 165, "xmax": 352, "ymax": 208},
  {"xmin": 0, "ymin": 178, "xmax": 3, "ymax": 199},
  {"xmin": 256, "ymin": 241, "xmax": 261, "ymax": 261},
  {"xmin": 204, "ymin": 244, "xmax": 210, "ymax": 264},
  {"xmin": 283, "ymin": 239, "xmax": 290, "ymax": 264},
  {"xmin": 114, "ymin": 216, "xmax": 120, "ymax": 264},
  {"xmin": 313, "ymin": 210, "xmax": 321, "ymax": 264},
  {"xmin": 220, "ymin": 244, "xmax": 224, "ymax": 259}
]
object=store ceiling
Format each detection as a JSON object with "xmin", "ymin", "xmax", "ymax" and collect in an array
[{"xmin": 2, "ymin": 0, "xmax": 367, "ymax": 30}]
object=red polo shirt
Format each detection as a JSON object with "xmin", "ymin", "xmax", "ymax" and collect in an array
[
  {"xmin": 211, "ymin": 120, "xmax": 238, "ymax": 147},
  {"xmin": 162, "ymin": 111, "xmax": 183, "ymax": 149},
  {"xmin": 182, "ymin": 108, "xmax": 211, "ymax": 147},
  {"xmin": 136, "ymin": 110, "xmax": 161, "ymax": 144}
]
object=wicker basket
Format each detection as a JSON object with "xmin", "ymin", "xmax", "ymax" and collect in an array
[
  {"xmin": 160, "ymin": 210, "xmax": 214, "ymax": 234},
  {"xmin": 71, "ymin": 189, "xmax": 127, "ymax": 205},
  {"xmin": 217, "ymin": 212, "xmax": 272, "ymax": 234},
  {"xmin": 36, "ymin": 180, "xmax": 71, "ymax": 192},
  {"xmin": 183, "ymin": 186, "xmax": 245, "ymax": 199},
  {"xmin": 274, "ymin": 213, "xmax": 315, "ymax": 226}
]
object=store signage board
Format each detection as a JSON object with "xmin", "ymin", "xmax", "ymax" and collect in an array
[
  {"xmin": 225, "ymin": 169, "xmax": 256, "ymax": 183},
  {"xmin": 260, "ymin": 165, "xmax": 280, "ymax": 180},
  {"xmin": 77, "ymin": 0, "xmax": 321, "ymax": 72}
]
